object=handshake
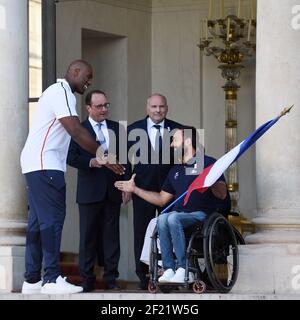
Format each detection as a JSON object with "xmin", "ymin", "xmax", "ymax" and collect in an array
[
  {"xmin": 93, "ymin": 146, "xmax": 132, "ymax": 204},
  {"xmin": 90, "ymin": 146, "xmax": 125, "ymax": 175}
]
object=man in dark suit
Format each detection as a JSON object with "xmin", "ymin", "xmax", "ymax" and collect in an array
[
  {"xmin": 67, "ymin": 90, "xmax": 124, "ymax": 292},
  {"xmin": 126, "ymin": 93, "xmax": 183, "ymax": 289}
]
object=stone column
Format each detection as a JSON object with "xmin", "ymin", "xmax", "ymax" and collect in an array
[
  {"xmin": 0, "ymin": 0, "xmax": 28, "ymax": 291},
  {"xmin": 233, "ymin": 0, "xmax": 300, "ymax": 294}
]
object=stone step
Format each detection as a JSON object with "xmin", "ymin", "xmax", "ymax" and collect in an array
[{"xmin": 2, "ymin": 292, "xmax": 300, "ymax": 300}]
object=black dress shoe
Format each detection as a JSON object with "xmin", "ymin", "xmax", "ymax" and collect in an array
[
  {"xmin": 137, "ymin": 282, "xmax": 148, "ymax": 290},
  {"xmin": 82, "ymin": 283, "xmax": 95, "ymax": 293},
  {"xmin": 104, "ymin": 283, "xmax": 121, "ymax": 291}
]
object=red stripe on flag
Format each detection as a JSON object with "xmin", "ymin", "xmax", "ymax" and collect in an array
[{"xmin": 183, "ymin": 163, "xmax": 214, "ymax": 206}]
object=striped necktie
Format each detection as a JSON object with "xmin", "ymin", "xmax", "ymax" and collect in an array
[
  {"xmin": 97, "ymin": 123, "xmax": 108, "ymax": 153},
  {"xmin": 153, "ymin": 124, "xmax": 162, "ymax": 163}
]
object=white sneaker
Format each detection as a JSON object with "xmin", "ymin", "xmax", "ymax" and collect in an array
[
  {"xmin": 158, "ymin": 269, "xmax": 175, "ymax": 283},
  {"xmin": 21, "ymin": 280, "xmax": 42, "ymax": 294},
  {"xmin": 169, "ymin": 268, "xmax": 195, "ymax": 283},
  {"xmin": 41, "ymin": 276, "xmax": 83, "ymax": 294}
]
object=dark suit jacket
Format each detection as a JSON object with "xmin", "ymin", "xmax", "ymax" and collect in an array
[
  {"xmin": 67, "ymin": 118, "xmax": 124, "ymax": 204},
  {"xmin": 125, "ymin": 117, "xmax": 183, "ymax": 192}
]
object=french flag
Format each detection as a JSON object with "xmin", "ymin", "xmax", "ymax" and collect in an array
[{"xmin": 183, "ymin": 107, "xmax": 292, "ymax": 206}]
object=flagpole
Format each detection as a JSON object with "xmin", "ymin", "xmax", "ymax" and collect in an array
[
  {"xmin": 161, "ymin": 191, "xmax": 188, "ymax": 214},
  {"xmin": 279, "ymin": 105, "xmax": 293, "ymax": 118}
]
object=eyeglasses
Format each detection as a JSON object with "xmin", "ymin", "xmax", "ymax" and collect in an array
[{"xmin": 92, "ymin": 102, "xmax": 110, "ymax": 109}]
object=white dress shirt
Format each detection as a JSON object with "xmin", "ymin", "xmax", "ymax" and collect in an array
[
  {"xmin": 88, "ymin": 117, "xmax": 110, "ymax": 149},
  {"xmin": 147, "ymin": 117, "xmax": 165, "ymax": 150}
]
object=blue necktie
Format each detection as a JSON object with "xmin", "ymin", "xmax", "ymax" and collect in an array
[
  {"xmin": 153, "ymin": 124, "xmax": 162, "ymax": 163},
  {"xmin": 97, "ymin": 123, "xmax": 108, "ymax": 153}
]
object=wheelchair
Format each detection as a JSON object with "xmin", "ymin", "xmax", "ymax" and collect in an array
[{"xmin": 147, "ymin": 212, "xmax": 244, "ymax": 294}]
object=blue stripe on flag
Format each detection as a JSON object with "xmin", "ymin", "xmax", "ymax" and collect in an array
[{"xmin": 233, "ymin": 117, "xmax": 280, "ymax": 162}]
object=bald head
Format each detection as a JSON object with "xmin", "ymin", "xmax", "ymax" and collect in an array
[
  {"xmin": 66, "ymin": 60, "xmax": 92, "ymax": 74},
  {"xmin": 65, "ymin": 59, "xmax": 93, "ymax": 94},
  {"xmin": 147, "ymin": 93, "xmax": 167, "ymax": 107},
  {"xmin": 146, "ymin": 93, "xmax": 168, "ymax": 124}
]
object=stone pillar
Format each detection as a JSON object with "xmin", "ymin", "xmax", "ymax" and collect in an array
[
  {"xmin": 0, "ymin": 0, "xmax": 28, "ymax": 291},
  {"xmin": 233, "ymin": 0, "xmax": 300, "ymax": 294}
]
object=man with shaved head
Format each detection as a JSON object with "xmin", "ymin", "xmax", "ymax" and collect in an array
[
  {"xmin": 125, "ymin": 93, "xmax": 183, "ymax": 290},
  {"xmin": 20, "ymin": 59, "xmax": 124, "ymax": 295},
  {"xmin": 65, "ymin": 60, "xmax": 93, "ymax": 94}
]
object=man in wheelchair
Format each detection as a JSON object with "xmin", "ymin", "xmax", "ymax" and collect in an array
[{"xmin": 115, "ymin": 126, "xmax": 230, "ymax": 284}]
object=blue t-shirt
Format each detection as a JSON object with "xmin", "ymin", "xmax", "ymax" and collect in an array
[{"xmin": 162, "ymin": 155, "xmax": 230, "ymax": 214}]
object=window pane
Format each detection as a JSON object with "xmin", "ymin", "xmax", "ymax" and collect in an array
[{"xmin": 29, "ymin": 0, "xmax": 42, "ymax": 98}]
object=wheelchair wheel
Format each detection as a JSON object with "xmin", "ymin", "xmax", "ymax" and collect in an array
[
  {"xmin": 149, "ymin": 246, "xmax": 158, "ymax": 280},
  {"xmin": 203, "ymin": 213, "xmax": 238, "ymax": 293},
  {"xmin": 192, "ymin": 280, "xmax": 206, "ymax": 294},
  {"xmin": 149, "ymin": 230, "xmax": 160, "ymax": 283},
  {"xmin": 148, "ymin": 281, "xmax": 158, "ymax": 294},
  {"xmin": 232, "ymin": 226, "xmax": 246, "ymax": 245}
]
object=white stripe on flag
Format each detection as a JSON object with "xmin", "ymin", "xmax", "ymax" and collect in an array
[{"xmin": 203, "ymin": 142, "xmax": 243, "ymax": 188}]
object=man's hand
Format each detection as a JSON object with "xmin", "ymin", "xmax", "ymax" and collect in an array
[
  {"xmin": 211, "ymin": 181, "xmax": 227, "ymax": 199},
  {"xmin": 104, "ymin": 162, "xmax": 125, "ymax": 175},
  {"xmin": 96, "ymin": 154, "xmax": 125, "ymax": 175},
  {"xmin": 122, "ymin": 192, "xmax": 132, "ymax": 204},
  {"xmin": 116, "ymin": 175, "xmax": 173, "ymax": 207},
  {"xmin": 90, "ymin": 158, "xmax": 103, "ymax": 168},
  {"xmin": 115, "ymin": 174, "xmax": 136, "ymax": 193}
]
